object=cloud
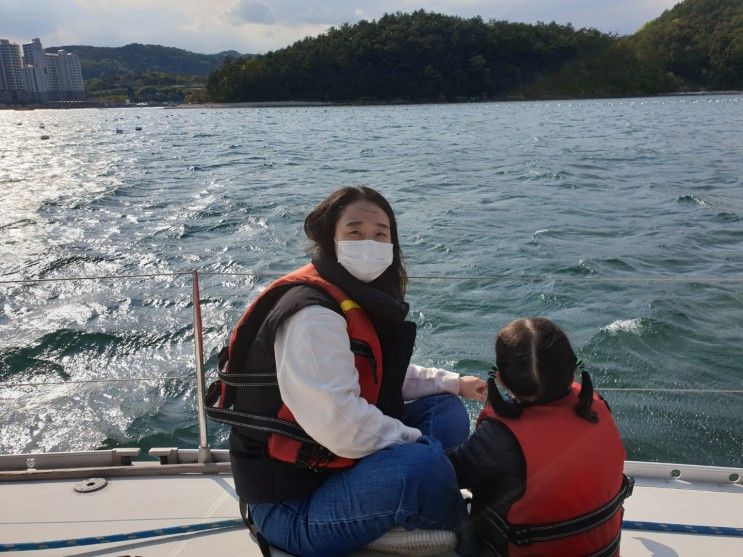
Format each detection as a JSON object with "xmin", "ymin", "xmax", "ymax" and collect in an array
[
  {"xmin": 0, "ymin": 0, "xmax": 81, "ymax": 44},
  {"xmin": 0, "ymin": 0, "xmax": 681, "ymax": 55},
  {"xmin": 232, "ymin": 1, "xmax": 276, "ymax": 25},
  {"xmin": 229, "ymin": 1, "xmax": 367, "ymax": 26}
]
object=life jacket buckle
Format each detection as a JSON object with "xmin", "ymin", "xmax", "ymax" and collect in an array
[
  {"xmin": 512, "ymin": 526, "xmax": 534, "ymax": 546},
  {"xmin": 204, "ymin": 380, "xmax": 223, "ymax": 407},
  {"xmin": 624, "ymin": 474, "xmax": 635, "ymax": 499},
  {"xmin": 295, "ymin": 443, "xmax": 335, "ymax": 472}
]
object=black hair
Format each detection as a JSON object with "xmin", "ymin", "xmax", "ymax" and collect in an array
[
  {"xmin": 488, "ymin": 317, "xmax": 598, "ymax": 423},
  {"xmin": 304, "ymin": 186, "xmax": 407, "ymax": 298}
]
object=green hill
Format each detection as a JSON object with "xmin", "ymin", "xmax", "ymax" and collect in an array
[
  {"xmin": 47, "ymin": 43, "xmax": 245, "ymax": 79},
  {"xmin": 629, "ymin": 0, "xmax": 743, "ymax": 89},
  {"xmin": 205, "ymin": 11, "xmax": 675, "ymax": 103},
  {"xmin": 206, "ymin": 0, "xmax": 741, "ymax": 103},
  {"xmin": 206, "ymin": 12, "xmax": 624, "ymax": 102},
  {"xmin": 45, "ymin": 43, "xmax": 251, "ymax": 104}
]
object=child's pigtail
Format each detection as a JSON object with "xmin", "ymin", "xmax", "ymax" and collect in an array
[
  {"xmin": 575, "ymin": 370, "xmax": 599, "ymax": 423},
  {"xmin": 487, "ymin": 375, "xmax": 524, "ymax": 419}
]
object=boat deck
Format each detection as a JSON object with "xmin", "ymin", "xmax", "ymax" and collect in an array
[{"xmin": 1, "ymin": 453, "xmax": 740, "ymax": 556}]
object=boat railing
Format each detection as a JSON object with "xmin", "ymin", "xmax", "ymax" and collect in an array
[{"xmin": 1, "ymin": 270, "xmax": 742, "ymax": 478}]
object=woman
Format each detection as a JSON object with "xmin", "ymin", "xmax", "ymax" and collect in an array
[{"xmin": 210, "ymin": 186, "xmax": 485, "ymax": 556}]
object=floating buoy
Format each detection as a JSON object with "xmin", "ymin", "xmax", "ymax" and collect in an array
[{"xmin": 40, "ymin": 135, "xmax": 50, "ymax": 140}]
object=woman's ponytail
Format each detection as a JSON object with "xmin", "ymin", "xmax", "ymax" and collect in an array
[{"xmin": 575, "ymin": 370, "xmax": 599, "ymax": 423}]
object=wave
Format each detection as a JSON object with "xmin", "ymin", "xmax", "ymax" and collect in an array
[
  {"xmin": 602, "ymin": 318, "xmax": 644, "ymax": 335},
  {"xmin": 677, "ymin": 194, "xmax": 710, "ymax": 207},
  {"xmin": 0, "ymin": 219, "xmax": 36, "ymax": 232},
  {"xmin": 0, "ymin": 347, "xmax": 68, "ymax": 381},
  {"xmin": 676, "ymin": 195, "xmax": 740, "ymax": 221},
  {"xmin": 714, "ymin": 212, "xmax": 740, "ymax": 222},
  {"xmin": 36, "ymin": 254, "xmax": 112, "ymax": 277},
  {"xmin": 0, "ymin": 329, "xmax": 123, "ymax": 381}
]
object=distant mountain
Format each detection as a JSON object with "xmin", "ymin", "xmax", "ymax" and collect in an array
[
  {"xmin": 629, "ymin": 0, "xmax": 743, "ymax": 89},
  {"xmin": 46, "ymin": 43, "xmax": 253, "ymax": 80}
]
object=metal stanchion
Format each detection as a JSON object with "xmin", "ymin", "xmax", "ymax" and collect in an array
[{"xmin": 192, "ymin": 270, "xmax": 212, "ymax": 463}]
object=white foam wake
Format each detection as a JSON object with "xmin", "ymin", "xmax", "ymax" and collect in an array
[{"xmin": 603, "ymin": 318, "xmax": 643, "ymax": 334}]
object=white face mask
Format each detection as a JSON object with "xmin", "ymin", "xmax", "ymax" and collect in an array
[{"xmin": 335, "ymin": 239, "xmax": 394, "ymax": 283}]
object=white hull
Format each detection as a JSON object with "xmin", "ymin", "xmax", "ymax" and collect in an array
[{"xmin": 1, "ymin": 449, "xmax": 741, "ymax": 556}]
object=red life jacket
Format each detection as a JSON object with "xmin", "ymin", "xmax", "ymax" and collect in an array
[
  {"xmin": 477, "ymin": 384, "xmax": 630, "ymax": 557},
  {"xmin": 206, "ymin": 263, "xmax": 383, "ymax": 470}
]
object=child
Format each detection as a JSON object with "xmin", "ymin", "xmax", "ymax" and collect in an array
[{"xmin": 447, "ymin": 318, "xmax": 632, "ymax": 557}]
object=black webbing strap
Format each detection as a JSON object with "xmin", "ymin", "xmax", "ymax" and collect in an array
[
  {"xmin": 239, "ymin": 498, "xmax": 272, "ymax": 557},
  {"xmin": 217, "ymin": 339, "xmax": 371, "ymax": 389},
  {"xmin": 217, "ymin": 370, "xmax": 279, "ymax": 387},
  {"xmin": 204, "ymin": 406, "xmax": 315, "ymax": 444},
  {"xmin": 350, "ymin": 339, "xmax": 378, "ymax": 383},
  {"xmin": 587, "ymin": 528, "xmax": 622, "ymax": 557},
  {"xmin": 484, "ymin": 475, "xmax": 634, "ymax": 546}
]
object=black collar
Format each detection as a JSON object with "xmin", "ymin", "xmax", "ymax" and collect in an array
[{"xmin": 312, "ymin": 254, "xmax": 409, "ymax": 327}]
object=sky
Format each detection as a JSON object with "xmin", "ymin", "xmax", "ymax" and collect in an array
[{"xmin": 1, "ymin": 0, "xmax": 681, "ymax": 55}]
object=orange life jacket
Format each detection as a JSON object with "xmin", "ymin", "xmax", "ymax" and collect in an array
[
  {"xmin": 477, "ymin": 384, "xmax": 631, "ymax": 557},
  {"xmin": 206, "ymin": 263, "xmax": 383, "ymax": 470}
]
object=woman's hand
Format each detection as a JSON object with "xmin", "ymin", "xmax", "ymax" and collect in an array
[{"xmin": 458, "ymin": 375, "xmax": 487, "ymax": 403}]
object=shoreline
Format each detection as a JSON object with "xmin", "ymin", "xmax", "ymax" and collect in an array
[
  {"xmin": 168, "ymin": 101, "xmax": 335, "ymax": 109},
  {"xmin": 172, "ymin": 90, "xmax": 743, "ymax": 109},
  {"xmin": 2, "ymin": 90, "xmax": 740, "ymax": 111}
]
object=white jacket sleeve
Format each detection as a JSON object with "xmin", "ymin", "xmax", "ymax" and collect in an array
[
  {"xmin": 274, "ymin": 305, "xmax": 422, "ymax": 459},
  {"xmin": 402, "ymin": 363, "xmax": 461, "ymax": 401}
]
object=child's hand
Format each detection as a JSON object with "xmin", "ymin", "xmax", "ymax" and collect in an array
[{"xmin": 458, "ymin": 375, "xmax": 487, "ymax": 403}]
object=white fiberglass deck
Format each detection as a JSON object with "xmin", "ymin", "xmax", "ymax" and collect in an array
[{"xmin": 0, "ymin": 451, "xmax": 741, "ymax": 557}]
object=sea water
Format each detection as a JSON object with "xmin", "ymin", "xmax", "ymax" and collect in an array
[{"xmin": 1, "ymin": 96, "xmax": 741, "ymax": 466}]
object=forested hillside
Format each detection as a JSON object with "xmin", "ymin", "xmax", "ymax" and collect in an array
[
  {"xmin": 206, "ymin": 0, "xmax": 741, "ymax": 103},
  {"xmin": 629, "ymin": 0, "xmax": 743, "ymax": 89}
]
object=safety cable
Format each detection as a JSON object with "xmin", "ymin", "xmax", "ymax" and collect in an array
[
  {"xmin": 0, "ymin": 519, "xmax": 741, "ymax": 552},
  {"xmin": 0, "ymin": 376, "xmax": 740, "ymax": 394},
  {"xmin": 0, "ymin": 376, "xmax": 207, "ymax": 387},
  {"xmin": 2, "ymin": 271, "xmax": 743, "ymax": 285},
  {"xmin": 0, "ymin": 271, "xmax": 194, "ymax": 284}
]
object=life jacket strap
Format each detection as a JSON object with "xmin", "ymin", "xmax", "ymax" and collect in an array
[
  {"xmin": 213, "ymin": 339, "xmax": 374, "ymax": 389},
  {"xmin": 204, "ymin": 406, "xmax": 315, "ymax": 444},
  {"xmin": 484, "ymin": 474, "xmax": 634, "ymax": 546},
  {"xmin": 217, "ymin": 370, "xmax": 279, "ymax": 387},
  {"xmin": 587, "ymin": 528, "xmax": 622, "ymax": 557},
  {"xmin": 350, "ymin": 339, "xmax": 378, "ymax": 382},
  {"xmin": 239, "ymin": 498, "xmax": 272, "ymax": 557}
]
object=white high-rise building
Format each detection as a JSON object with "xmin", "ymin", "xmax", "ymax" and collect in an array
[
  {"xmin": 0, "ymin": 39, "xmax": 31, "ymax": 104},
  {"xmin": 0, "ymin": 37, "xmax": 85, "ymax": 104},
  {"xmin": 22, "ymin": 38, "xmax": 51, "ymax": 102},
  {"xmin": 45, "ymin": 49, "xmax": 85, "ymax": 101}
]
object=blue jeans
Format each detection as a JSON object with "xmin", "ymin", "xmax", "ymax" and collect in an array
[{"xmin": 249, "ymin": 394, "xmax": 474, "ymax": 557}]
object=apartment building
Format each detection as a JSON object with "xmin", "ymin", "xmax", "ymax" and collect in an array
[
  {"xmin": 0, "ymin": 39, "xmax": 32, "ymax": 104},
  {"xmin": 22, "ymin": 38, "xmax": 51, "ymax": 103},
  {"xmin": 0, "ymin": 37, "xmax": 85, "ymax": 104}
]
